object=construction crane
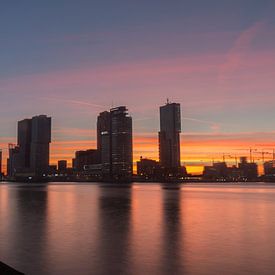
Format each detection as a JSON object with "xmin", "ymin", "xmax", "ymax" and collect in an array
[
  {"xmin": 233, "ymin": 148, "xmax": 257, "ymax": 163},
  {"xmin": 254, "ymin": 150, "xmax": 273, "ymax": 163},
  {"xmin": 222, "ymin": 153, "xmax": 238, "ymax": 166}
]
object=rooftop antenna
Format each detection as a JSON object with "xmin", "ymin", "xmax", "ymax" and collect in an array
[{"xmin": 166, "ymin": 98, "xmax": 170, "ymax": 104}]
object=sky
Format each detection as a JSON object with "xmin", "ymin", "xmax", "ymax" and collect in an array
[{"xmin": 1, "ymin": 0, "xmax": 275, "ymax": 174}]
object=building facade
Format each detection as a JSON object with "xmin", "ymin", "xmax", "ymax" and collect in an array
[
  {"xmin": 30, "ymin": 115, "xmax": 51, "ymax": 177},
  {"xmin": 73, "ymin": 149, "xmax": 100, "ymax": 172},
  {"xmin": 8, "ymin": 115, "xmax": 51, "ymax": 179},
  {"xmin": 97, "ymin": 106, "xmax": 133, "ymax": 181},
  {"xmin": 159, "ymin": 101, "xmax": 181, "ymax": 177}
]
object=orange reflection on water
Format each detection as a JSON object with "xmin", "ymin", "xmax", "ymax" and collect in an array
[
  {"xmin": 130, "ymin": 185, "xmax": 164, "ymax": 274},
  {"xmin": 45, "ymin": 184, "xmax": 100, "ymax": 272}
]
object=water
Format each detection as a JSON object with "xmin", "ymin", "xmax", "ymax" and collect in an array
[{"xmin": 1, "ymin": 182, "xmax": 275, "ymax": 275}]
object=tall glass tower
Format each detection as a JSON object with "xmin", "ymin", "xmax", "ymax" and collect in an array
[
  {"xmin": 159, "ymin": 101, "xmax": 181, "ymax": 169},
  {"xmin": 97, "ymin": 106, "xmax": 133, "ymax": 181}
]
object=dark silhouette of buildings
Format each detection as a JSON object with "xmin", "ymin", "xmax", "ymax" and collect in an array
[
  {"xmin": 203, "ymin": 157, "xmax": 258, "ymax": 181},
  {"xmin": 7, "ymin": 115, "xmax": 51, "ymax": 179},
  {"xmin": 137, "ymin": 157, "xmax": 160, "ymax": 180},
  {"xmin": 238, "ymin": 157, "xmax": 258, "ymax": 180},
  {"xmin": 48, "ymin": 165, "xmax": 57, "ymax": 175},
  {"xmin": 262, "ymin": 160, "xmax": 275, "ymax": 182},
  {"xmin": 264, "ymin": 161, "xmax": 275, "ymax": 176},
  {"xmin": 58, "ymin": 160, "xmax": 67, "ymax": 172},
  {"xmin": 73, "ymin": 149, "xmax": 100, "ymax": 172},
  {"xmin": 111, "ymin": 106, "xmax": 133, "ymax": 181},
  {"xmin": 158, "ymin": 101, "xmax": 186, "ymax": 180},
  {"xmin": 97, "ymin": 111, "xmax": 111, "ymax": 163},
  {"xmin": 159, "ymin": 101, "xmax": 181, "ymax": 169},
  {"xmin": 97, "ymin": 111, "xmax": 111, "ymax": 178},
  {"xmin": 17, "ymin": 118, "xmax": 32, "ymax": 170},
  {"xmin": 30, "ymin": 115, "xmax": 51, "ymax": 177},
  {"xmin": 0, "ymin": 149, "xmax": 2, "ymax": 179},
  {"xmin": 7, "ymin": 144, "xmax": 20, "ymax": 177},
  {"xmin": 203, "ymin": 162, "xmax": 229, "ymax": 181},
  {"xmin": 97, "ymin": 106, "xmax": 133, "ymax": 182}
]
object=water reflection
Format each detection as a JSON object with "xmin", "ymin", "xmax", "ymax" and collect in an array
[
  {"xmin": 2, "ymin": 184, "xmax": 275, "ymax": 274},
  {"xmin": 45, "ymin": 184, "xmax": 100, "ymax": 274},
  {"xmin": 1, "ymin": 185, "xmax": 49, "ymax": 274},
  {"xmin": 161, "ymin": 188, "xmax": 184, "ymax": 275},
  {"xmin": 95, "ymin": 185, "xmax": 132, "ymax": 275}
]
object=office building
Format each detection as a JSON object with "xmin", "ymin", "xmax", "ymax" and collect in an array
[
  {"xmin": 238, "ymin": 157, "xmax": 258, "ymax": 180},
  {"xmin": 97, "ymin": 106, "xmax": 133, "ymax": 181},
  {"xmin": 7, "ymin": 144, "xmax": 20, "ymax": 177},
  {"xmin": 264, "ymin": 161, "xmax": 275, "ymax": 176},
  {"xmin": 137, "ymin": 157, "xmax": 160, "ymax": 180},
  {"xmin": 159, "ymin": 101, "xmax": 181, "ymax": 178},
  {"xmin": 97, "ymin": 111, "xmax": 111, "ymax": 159},
  {"xmin": 73, "ymin": 149, "xmax": 100, "ymax": 172},
  {"xmin": 0, "ymin": 149, "xmax": 2, "ymax": 178},
  {"xmin": 17, "ymin": 118, "xmax": 32, "ymax": 170},
  {"xmin": 30, "ymin": 115, "xmax": 51, "ymax": 176},
  {"xmin": 8, "ymin": 115, "xmax": 51, "ymax": 179},
  {"xmin": 110, "ymin": 106, "xmax": 133, "ymax": 181},
  {"xmin": 58, "ymin": 160, "xmax": 67, "ymax": 172},
  {"xmin": 203, "ymin": 162, "xmax": 228, "ymax": 181},
  {"xmin": 97, "ymin": 111, "xmax": 111, "ymax": 177}
]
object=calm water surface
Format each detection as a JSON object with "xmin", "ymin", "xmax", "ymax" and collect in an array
[{"xmin": 1, "ymin": 182, "xmax": 275, "ymax": 275}]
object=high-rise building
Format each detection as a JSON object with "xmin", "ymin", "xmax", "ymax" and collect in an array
[
  {"xmin": 17, "ymin": 118, "xmax": 32, "ymax": 170},
  {"xmin": 97, "ymin": 111, "xmax": 111, "ymax": 157},
  {"xmin": 97, "ymin": 106, "xmax": 133, "ymax": 181},
  {"xmin": 30, "ymin": 115, "xmax": 51, "ymax": 176},
  {"xmin": 0, "ymin": 149, "xmax": 2, "ymax": 177},
  {"xmin": 110, "ymin": 106, "xmax": 133, "ymax": 181},
  {"xmin": 8, "ymin": 115, "xmax": 51, "ymax": 179},
  {"xmin": 97, "ymin": 111, "xmax": 111, "ymax": 176},
  {"xmin": 7, "ymin": 144, "xmax": 20, "ymax": 177},
  {"xmin": 159, "ymin": 101, "xmax": 181, "ymax": 169}
]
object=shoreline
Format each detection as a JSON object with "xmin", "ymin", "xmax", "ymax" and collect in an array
[{"xmin": 0, "ymin": 262, "xmax": 24, "ymax": 275}]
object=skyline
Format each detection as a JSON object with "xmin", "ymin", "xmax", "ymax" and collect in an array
[
  {"xmin": 1, "ymin": 1, "xmax": 275, "ymax": 174},
  {"xmin": 2, "ymin": 107, "xmax": 275, "ymax": 176}
]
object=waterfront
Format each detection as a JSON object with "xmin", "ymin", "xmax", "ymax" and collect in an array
[{"xmin": 1, "ymin": 183, "xmax": 275, "ymax": 275}]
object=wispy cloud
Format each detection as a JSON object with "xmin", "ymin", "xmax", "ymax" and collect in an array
[
  {"xmin": 41, "ymin": 96, "xmax": 105, "ymax": 109},
  {"xmin": 183, "ymin": 117, "xmax": 222, "ymax": 132},
  {"xmin": 219, "ymin": 21, "xmax": 265, "ymax": 82}
]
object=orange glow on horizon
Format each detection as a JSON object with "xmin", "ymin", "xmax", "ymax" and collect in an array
[{"xmin": 1, "ymin": 132, "xmax": 274, "ymax": 175}]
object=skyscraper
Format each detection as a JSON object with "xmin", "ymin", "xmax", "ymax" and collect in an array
[
  {"xmin": 17, "ymin": 118, "xmax": 32, "ymax": 170},
  {"xmin": 97, "ymin": 111, "xmax": 111, "ymax": 167},
  {"xmin": 159, "ymin": 101, "xmax": 181, "ymax": 170},
  {"xmin": 0, "ymin": 149, "xmax": 2, "ymax": 177},
  {"xmin": 30, "ymin": 115, "xmax": 51, "ymax": 176},
  {"xmin": 97, "ymin": 106, "xmax": 133, "ymax": 181},
  {"xmin": 8, "ymin": 115, "xmax": 51, "ymax": 179},
  {"xmin": 110, "ymin": 106, "xmax": 133, "ymax": 181}
]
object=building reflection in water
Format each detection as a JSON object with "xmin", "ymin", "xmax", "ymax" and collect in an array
[
  {"xmin": 45, "ymin": 184, "xmax": 100, "ymax": 275},
  {"xmin": 95, "ymin": 185, "xmax": 132, "ymax": 275},
  {"xmin": 161, "ymin": 186, "xmax": 185, "ymax": 275},
  {"xmin": 0, "ymin": 184, "xmax": 49, "ymax": 274}
]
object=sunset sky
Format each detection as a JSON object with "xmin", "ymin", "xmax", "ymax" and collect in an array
[{"xmin": 1, "ymin": 0, "xmax": 275, "ymax": 174}]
